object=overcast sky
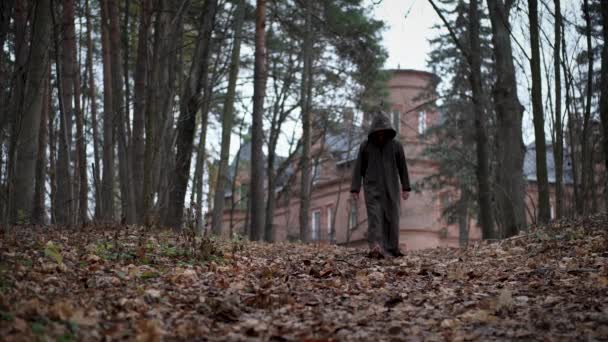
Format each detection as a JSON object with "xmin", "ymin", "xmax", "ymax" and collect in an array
[{"xmin": 370, "ymin": 0, "xmax": 440, "ymax": 71}]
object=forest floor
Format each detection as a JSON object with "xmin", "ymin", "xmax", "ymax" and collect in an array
[{"xmin": 0, "ymin": 215, "xmax": 607, "ymax": 341}]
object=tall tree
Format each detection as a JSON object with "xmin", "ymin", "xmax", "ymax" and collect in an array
[
  {"xmin": 53, "ymin": 0, "xmax": 75, "ymax": 225},
  {"xmin": 9, "ymin": 0, "xmax": 51, "ymax": 224},
  {"xmin": 486, "ymin": 0, "xmax": 526, "ymax": 237},
  {"xmin": 528, "ymin": 0, "xmax": 550, "ymax": 223},
  {"xmin": 100, "ymin": 0, "xmax": 115, "ymax": 221},
  {"xmin": 298, "ymin": 0, "xmax": 313, "ymax": 243},
  {"xmin": 32, "ymin": 63, "xmax": 51, "ymax": 225},
  {"xmin": 249, "ymin": 0, "xmax": 267, "ymax": 241},
  {"xmin": 132, "ymin": 0, "xmax": 151, "ymax": 222},
  {"xmin": 427, "ymin": 0, "xmax": 495, "ymax": 239},
  {"xmin": 211, "ymin": 0, "xmax": 246, "ymax": 236},
  {"xmin": 164, "ymin": 0, "xmax": 218, "ymax": 229},
  {"xmin": 601, "ymin": 0, "xmax": 608, "ymax": 210},
  {"xmin": 553, "ymin": 0, "xmax": 564, "ymax": 218},
  {"xmin": 580, "ymin": 0, "xmax": 594, "ymax": 214},
  {"xmin": 5, "ymin": 0, "xmax": 28, "ymax": 223},
  {"xmin": 62, "ymin": 0, "xmax": 88, "ymax": 224},
  {"xmin": 85, "ymin": 0, "xmax": 102, "ymax": 219},
  {"xmin": 467, "ymin": 0, "xmax": 495, "ymax": 238},
  {"xmin": 108, "ymin": 0, "xmax": 137, "ymax": 224}
]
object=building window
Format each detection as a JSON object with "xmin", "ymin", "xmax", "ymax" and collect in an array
[
  {"xmin": 312, "ymin": 162, "xmax": 320, "ymax": 185},
  {"xmin": 311, "ymin": 210, "xmax": 321, "ymax": 241},
  {"xmin": 349, "ymin": 202, "xmax": 358, "ymax": 230},
  {"xmin": 392, "ymin": 110, "xmax": 400, "ymax": 133},
  {"xmin": 418, "ymin": 110, "xmax": 427, "ymax": 135}
]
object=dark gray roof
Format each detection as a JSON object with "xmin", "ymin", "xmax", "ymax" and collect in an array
[
  {"xmin": 326, "ymin": 125, "xmax": 365, "ymax": 164},
  {"xmin": 523, "ymin": 142, "xmax": 574, "ymax": 184}
]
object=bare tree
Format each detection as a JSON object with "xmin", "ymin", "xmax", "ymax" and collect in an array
[
  {"xmin": 250, "ymin": 0, "xmax": 268, "ymax": 241},
  {"xmin": 601, "ymin": 0, "xmax": 608, "ymax": 210},
  {"xmin": 100, "ymin": 0, "xmax": 116, "ymax": 221},
  {"xmin": 486, "ymin": 0, "xmax": 526, "ymax": 237},
  {"xmin": 132, "ymin": 0, "xmax": 151, "ymax": 222},
  {"xmin": 164, "ymin": 0, "xmax": 218, "ymax": 229},
  {"xmin": 108, "ymin": 0, "xmax": 137, "ymax": 224},
  {"xmin": 552, "ymin": 0, "xmax": 564, "ymax": 218},
  {"xmin": 85, "ymin": 0, "xmax": 102, "ymax": 219},
  {"xmin": 528, "ymin": 0, "xmax": 550, "ymax": 223},
  {"xmin": 211, "ymin": 0, "xmax": 246, "ymax": 236},
  {"xmin": 9, "ymin": 0, "xmax": 51, "ymax": 224},
  {"xmin": 298, "ymin": 0, "xmax": 313, "ymax": 242}
]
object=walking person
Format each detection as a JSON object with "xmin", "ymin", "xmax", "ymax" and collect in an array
[{"xmin": 350, "ymin": 112, "xmax": 411, "ymax": 257}]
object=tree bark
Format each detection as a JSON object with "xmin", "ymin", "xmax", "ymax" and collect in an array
[
  {"xmin": 85, "ymin": 0, "xmax": 102, "ymax": 220},
  {"xmin": 600, "ymin": 0, "xmax": 608, "ymax": 211},
  {"xmin": 108, "ymin": 0, "xmax": 137, "ymax": 224},
  {"xmin": 486, "ymin": 0, "xmax": 526, "ymax": 237},
  {"xmin": 250, "ymin": 0, "xmax": 267, "ymax": 241},
  {"xmin": 581, "ymin": 0, "xmax": 593, "ymax": 215},
  {"xmin": 132, "ymin": 0, "xmax": 150, "ymax": 222},
  {"xmin": 5, "ymin": 0, "xmax": 28, "ymax": 224},
  {"xmin": 553, "ymin": 0, "xmax": 564, "ymax": 218},
  {"xmin": 298, "ymin": 0, "xmax": 313, "ymax": 242},
  {"xmin": 528, "ymin": 0, "xmax": 550, "ymax": 223},
  {"xmin": 142, "ymin": 0, "xmax": 187, "ymax": 225},
  {"xmin": 32, "ymin": 63, "xmax": 51, "ymax": 225},
  {"xmin": 9, "ymin": 0, "xmax": 51, "ymax": 224},
  {"xmin": 100, "ymin": 0, "xmax": 116, "ymax": 221},
  {"xmin": 211, "ymin": 0, "xmax": 246, "ymax": 236},
  {"xmin": 164, "ymin": 0, "xmax": 218, "ymax": 229},
  {"xmin": 467, "ymin": 0, "xmax": 495, "ymax": 239},
  {"xmin": 52, "ymin": 0, "xmax": 75, "ymax": 225},
  {"xmin": 62, "ymin": 0, "xmax": 88, "ymax": 224}
]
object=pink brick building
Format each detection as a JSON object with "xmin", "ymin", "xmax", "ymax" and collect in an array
[{"xmin": 218, "ymin": 69, "xmax": 482, "ymax": 250}]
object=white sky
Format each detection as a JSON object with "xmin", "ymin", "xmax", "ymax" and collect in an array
[{"xmin": 370, "ymin": 0, "xmax": 439, "ymax": 71}]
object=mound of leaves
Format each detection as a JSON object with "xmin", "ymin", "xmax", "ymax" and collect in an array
[{"xmin": 0, "ymin": 214, "xmax": 607, "ymax": 341}]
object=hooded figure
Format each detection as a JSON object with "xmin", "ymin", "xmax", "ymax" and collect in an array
[{"xmin": 350, "ymin": 113, "xmax": 411, "ymax": 257}]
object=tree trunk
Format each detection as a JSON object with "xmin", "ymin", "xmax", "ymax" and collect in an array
[
  {"xmin": 85, "ymin": 0, "xmax": 101, "ymax": 220},
  {"xmin": 164, "ymin": 0, "xmax": 218, "ymax": 229},
  {"xmin": 100, "ymin": 0, "xmax": 115, "ymax": 221},
  {"xmin": 211, "ymin": 0, "xmax": 246, "ymax": 236},
  {"xmin": 108, "ymin": 0, "xmax": 137, "ymax": 224},
  {"xmin": 298, "ymin": 0, "xmax": 313, "ymax": 242},
  {"xmin": 528, "ymin": 0, "xmax": 550, "ymax": 223},
  {"xmin": 62, "ymin": 0, "xmax": 88, "ymax": 224},
  {"xmin": 49, "ymin": 93, "xmax": 57, "ymax": 224},
  {"xmin": 553, "ymin": 0, "xmax": 564, "ymax": 218},
  {"xmin": 193, "ymin": 79, "xmax": 213, "ymax": 232},
  {"xmin": 9, "ymin": 0, "xmax": 51, "ymax": 224},
  {"xmin": 467, "ymin": 0, "xmax": 495, "ymax": 239},
  {"xmin": 142, "ymin": 0, "xmax": 187, "ymax": 225},
  {"xmin": 132, "ymin": 0, "xmax": 150, "ymax": 223},
  {"xmin": 581, "ymin": 0, "xmax": 593, "ymax": 215},
  {"xmin": 250, "ymin": 0, "xmax": 267, "ymax": 241},
  {"xmin": 600, "ymin": 0, "xmax": 608, "ymax": 211},
  {"xmin": 53, "ymin": 0, "xmax": 75, "ymax": 225},
  {"xmin": 458, "ymin": 188, "xmax": 470, "ymax": 248},
  {"xmin": 5, "ymin": 0, "xmax": 28, "ymax": 224},
  {"xmin": 32, "ymin": 63, "xmax": 51, "ymax": 225},
  {"xmin": 0, "ymin": 0, "xmax": 14, "ymax": 137},
  {"xmin": 486, "ymin": 0, "xmax": 526, "ymax": 237}
]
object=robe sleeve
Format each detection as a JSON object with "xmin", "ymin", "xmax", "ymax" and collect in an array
[
  {"xmin": 395, "ymin": 141, "xmax": 411, "ymax": 192},
  {"xmin": 350, "ymin": 141, "xmax": 367, "ymax": 193}
]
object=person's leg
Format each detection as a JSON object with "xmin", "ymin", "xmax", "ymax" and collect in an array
[{"xmin": 384, "ymin": 210, "xmax": 402, "ymax": 257}]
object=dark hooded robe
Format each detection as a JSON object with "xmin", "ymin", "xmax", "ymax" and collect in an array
[{"xmin": 350, "ymin": 113, "xmax": 411, "ymax": 255}]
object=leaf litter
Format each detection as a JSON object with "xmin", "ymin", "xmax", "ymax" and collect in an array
[{"xmin": 0, "ymin": 214, "xmax": 606, "ymax": 341}]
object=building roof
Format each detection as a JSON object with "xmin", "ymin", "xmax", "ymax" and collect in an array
[{"xmin": 523, "ymin": 142, "xmax": 574, "ymax": 184}]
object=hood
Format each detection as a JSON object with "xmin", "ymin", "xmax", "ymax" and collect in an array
[{"xmin": 367, "ymin": 112, "xmax": 396, "ymax": 141}]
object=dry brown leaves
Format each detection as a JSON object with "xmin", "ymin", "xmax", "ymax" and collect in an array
[{"xmin": 0, "ymin": 214, "xmax": 607, "ymax": 341}]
